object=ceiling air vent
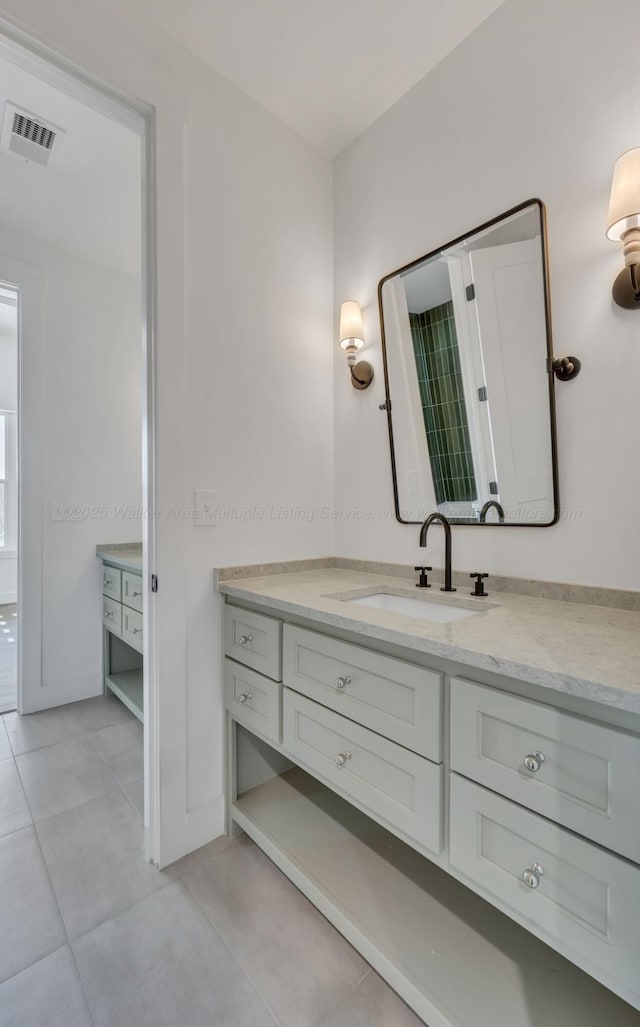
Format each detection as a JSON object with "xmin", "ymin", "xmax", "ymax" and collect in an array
[{"xmin": 0, "ymin": 103, "xmax": 65, "ymax": 167}]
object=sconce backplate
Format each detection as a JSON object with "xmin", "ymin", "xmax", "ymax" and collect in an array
[
  {"xmin": 351, "ymin": 361, "xmax": 374, "ymax": 390},
  {"xmin": 612, "ymin": 268, "xmax": 640, "ymax": 309}
]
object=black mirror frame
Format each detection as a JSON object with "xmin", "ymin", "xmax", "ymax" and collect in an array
[{"xmin": 377, "ymin": 198, "xmax": 560, "ymax": 528}]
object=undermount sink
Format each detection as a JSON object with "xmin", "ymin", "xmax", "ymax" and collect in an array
[{"xmin": 346, "ymin": 591, "xmax": 482, "ymax": 624}]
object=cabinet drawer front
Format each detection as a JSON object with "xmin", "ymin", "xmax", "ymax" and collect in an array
[
  {"xmin": 225, "ymin": 660, "xmax": 282, "ymax": 745},
  {"xmin": 283, "ymin": 689, "xmax": 442, "ymax": 855},
  {"xmin": 283, "ymin": 625, "xmax": 442, "ymax": 761},
  {"xmin": 450, "ymin": 677, "xmax": 640, "ymax": 862},
  {"xmin": 224, "ymin": 606, "xmax": 282, "ymax": 681},
  {"xmin": 449, "ymin": 774, "xmax": 640, "ymax": 996},
  {"xmin": 122, "ymin": 607, "xmax": 143, "ymax": 654},
  {"xmin": 102, "ymin": 567, "xmax": 121, "ymax": 602},
  {"xmin": 103, "ymin": 596, "xmax": 122, "ymax": 637},
  {"xmin": 122, "ymin": 571, "xmax": 143, "ymax": 613}
]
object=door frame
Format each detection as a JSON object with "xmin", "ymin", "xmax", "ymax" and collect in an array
[{"xmin": 0, "ymin": 29, "xmax": 160, "ymax": 862}]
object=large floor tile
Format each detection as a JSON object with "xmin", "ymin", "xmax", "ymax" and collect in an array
[
  {"xmin": 73, "ymin": 882, "xmax": 278, "ymax": 1027},
  {"xmin": 80, "ymin": 692, "xmax": 135, "ymax": 732},
  {"xmin": 0, "ymin": 826, "xmax": 66, "ymax": 983},
  {"xmin": 0, "ymin": 757, "xmax": 32, "ymax": 837},
  {"xmin": 0, "ymin": 718, "xmax": 12, "ymax": 761},
  {"xmin": 318, "ymin": 970, "xmax": 426, "ymax": 1027},
  {"xmin": 183, "ymin": 838, "xmax": 369, "ymax": 1027},
  {"xmin": 4, "ymin": 703, "xmax": 89, "ymax": 756},
  {"xmin": 0, "ymin": 945, "xmax": 93, "ymax": 1027},
  {"xmin": 16, "ymin": 735, "xmax": 117, "ymax": 822},
  {"xmin": 37, "ymin": 790, "xmax": 167, "ymax": 939},
  {"xmin": 163, "ymin": 832, "xmax": 245, "ymax": 881},
  {"xmin": 89, "ymin": 719, "xmax": 143, "ymax": 785}
]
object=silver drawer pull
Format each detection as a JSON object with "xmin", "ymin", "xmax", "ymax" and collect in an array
[
  {"xmin": 130, "ymin": 590, "xmax": 140, "ymax": 598},
  {"xmin": 238, "ymin": 635, "xmax": 253, "ymax": 645},
  {"xmin": 131, "ymin": 627, "xmax": 141, "ymax": 635},
  {"xmin": 104, "ymin": 610, "xmax": 113, "ymax": 618},
  {"xmin": 335, "ymin": 675, "xmax": 351, "ymax": 690},
  {"xmin": 237, "ymin": 692, "xmax": 253, "ymax": 704},
  {"xmin": 524, "ymin": 750, "xmax": 546, "ymax": 773},
  {"xmin": 522, "ymin": 862, "xmax": 544, "ymax": 889},
  {"xmin": 103, "ymin": 578, "xmax": 113, "ymax": 587},
  {"xmin": 335, "ymin": 751, "xmax": 352, "ymax": 767}
]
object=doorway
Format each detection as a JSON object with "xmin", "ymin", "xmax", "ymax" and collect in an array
[
  {"xmin": 0, "ymin": 32, "xmax": 157, "ymax": 858},
  {"xmin": 0, "ymin": 282, "xmax": 17, "ymax": 713}
]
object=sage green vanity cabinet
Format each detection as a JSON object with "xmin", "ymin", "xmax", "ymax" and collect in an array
[
  {"xmin": 223, "ymin": 598, "xmax": 640, "ymax": 1025},
  {"xmin": 99, "ymin": 553, "xmax": 143, "ymax": 722}
]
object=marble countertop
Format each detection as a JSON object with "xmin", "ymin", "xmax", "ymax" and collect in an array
[
  {"xmin": 96, "ymin": 544, "xmax": 142, "ymax": 574},
  {"xmin": 217, "ymin": 565, "xmax": 640, "ymax": 715}
]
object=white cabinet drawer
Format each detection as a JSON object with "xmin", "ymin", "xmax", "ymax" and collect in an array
[
  {"xmin": 102, "ymin": 567, "xmax": 121, "ymax": 602},
  {"xmin": 450, "ymin": 677, "xmax": 640, "ymax": 863},
  {"xmin": 103, "ymin": 596, "xmax": 122, "ymax": 637},
  {"xmin": 122, "ymin": 571, "xmax": 143, "ymax": 613},
  {"xmin": 449, "ymin": 774, "xmax": 640, "ymax": 1001},
  {"xmin": 283, "ymin": 689, "xmax": 443, "ymax": 855},
  {"xmin": 283, "ymin": 625, "xmax": 443, "ymax": 761},
  {"xmin": 224, "ymin": 605, "xmax": 282, "ymax": 681},
  {"xmin": 122, "ymin": 606, "xmax": 143, "ymax": 654},
  {"xmin": 225, "ymin": 660, "xmax": 282, "ymax": 745}
]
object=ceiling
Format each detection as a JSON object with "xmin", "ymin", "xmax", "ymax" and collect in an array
[
  {"xmin": 134, "ymin": 0, "xmax": 507, "ymax": 155},
  {"xmin": 0, "ymin": 58, "xmax": 141, "ymax": 277}
]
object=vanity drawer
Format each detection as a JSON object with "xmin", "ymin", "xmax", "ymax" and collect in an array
[
  {"xmin": 103, "ymin": 596, "xmax": 122, "ymax": 637},
  {"xmin": 283, "ymin": 625, "xmax": 443, "ymax": 761},
  {"xmin": 122, "ymin": 571, "xmax": 143, "ymax": 613},
  {"xmin": 224, "ymin": 605, "xmax": 282, "ymax": 681},
  {"xmin": 225, "ymin": 660, "xmax": 282, "ymax": 745},
  {"xmin": 101, "ymin": 567, "xmax": 121, "ymax": 602},
  {"xmin": 449, "ymin": 774, "xmax": 640, "ymax": 997},
  {"xmin": 283, "ymin": 689, "xmax": 443, "ymax": 855},
  {"xmin": 450, "ymin": 677, "xmax": 640, "ymax": 863},
  {"xmin": 122, "ymin": 606, "xmax": 143, "ymax": 654}
]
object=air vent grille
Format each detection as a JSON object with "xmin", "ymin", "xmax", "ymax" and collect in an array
[{"xmin": 12, "ymin": 113, "xmax": 56, "ymax": 151}]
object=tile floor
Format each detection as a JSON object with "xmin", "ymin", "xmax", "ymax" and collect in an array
[{"xmin": 0, "ymin": 693, "xmax": 424, "ymax": 1026}]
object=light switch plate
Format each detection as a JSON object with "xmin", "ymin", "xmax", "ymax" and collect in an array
[{"xmin": 195, "ymin": 490, "xmax": 217, "ymax": 527}]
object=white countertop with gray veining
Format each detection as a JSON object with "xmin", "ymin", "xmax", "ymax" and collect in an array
[
  {"xmin": 217, "ymin": 565, "xmax": 640, "ymax": 715},
  {"xmin": 96, "ymin": 544, "xmax": 143, "ymax": 575}
]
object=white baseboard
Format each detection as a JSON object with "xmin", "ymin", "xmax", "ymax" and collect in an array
[
  {"xmin": 0, "ymin": 592, "xmax": 16, "ymax": 605},
  {"xmin": 185, "ymin": 793, "xmax": 226, "ymax": 854}
]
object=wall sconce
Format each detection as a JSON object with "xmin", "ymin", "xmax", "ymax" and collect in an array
[
  {"xmin": 339, "ymin": 300, "xmax": 374, "ymax": 390},
  {"xmin": 607, "ymin": 147, "xmax": 640, "ymax": 309}
]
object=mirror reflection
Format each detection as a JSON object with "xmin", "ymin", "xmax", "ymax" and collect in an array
[{"xmin": 379, "ymin": 201, "xmax": 557, "ymax": 526}]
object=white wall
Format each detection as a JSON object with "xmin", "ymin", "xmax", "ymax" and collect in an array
[
  {"xmin": 0, "ymin": 0, "xmax": 334, "ymax": 862},
  {"xmin": 0, "ymin": 225, "xmax": 142, "ymax": 702},
  {"xmin": 333, "ymin": 0, "xmax": 640, "ymax": 590}
]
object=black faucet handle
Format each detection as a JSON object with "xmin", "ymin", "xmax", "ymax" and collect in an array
[
  {"xmin": 470, "ymin": 572, "xmax": 489, "ymax": 597},
  {"xmin": 414, "ymin": 566, "xmax": 433, "ymax": 589}
]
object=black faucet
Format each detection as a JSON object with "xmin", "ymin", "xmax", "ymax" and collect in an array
[
  {"xmin": 419, "ymin": 512, "xmax": 456, "ymax": 592},
  {"xmin": 479, "ymin": 500, "xmax": 505, "ymax": 524}
]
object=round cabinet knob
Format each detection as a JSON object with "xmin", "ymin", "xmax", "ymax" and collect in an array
[
  {"xmin": 335, "ymin": 675, "xmax": 352, "ymax": 690},
  {"xmin": 524, "ymin": 750, "xmax": 546, "ymax": 773},
  {"xmin": 238, "ymin": 635, "xmax": 253, "ymax": 645},
  {"xmin": 104, "ymin": 579, "xmax": 112, "ymax": 587},
  {"xmin": 131, "ymin": 627, "xmax": 141, "ymax": 635},
  {"xmin": 130, "ymin": 591, "xmax": 140, "ymax": 598},
  {"xmin": 104, "ymin": 610, "xmax": 112, "ymax": 618},
  {"xmin": 237, "ymin": 693, "xmax": 253, "ymax": 704},
  {"xmin": 522, "ymin": 863, "xmax": 544, "ymax": 889},
  {"xmin": 334, "ymin": 751, "xmax": 352, "ymax": 766}
]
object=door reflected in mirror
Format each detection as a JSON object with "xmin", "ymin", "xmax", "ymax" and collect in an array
[{"xmin": 379, "ymin": 200, "xmax": 558, "ymax": 526}]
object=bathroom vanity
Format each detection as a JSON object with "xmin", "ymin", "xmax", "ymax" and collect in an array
[
  {"xmin": 97, "ymin": 544, "xmax": 144, "ymax": 722},
  {"xmin": 218, "ymin": 560, "xmax": 640, "ymax": 1027}
]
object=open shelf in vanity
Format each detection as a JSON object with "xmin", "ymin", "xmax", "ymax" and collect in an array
[
  {"xmin": 98, "ymin": 545, "xmax": 144, "ymax": 722},
  {"xmin": 221, "ymin": 578, "xmax": 640, "ymax": 1027}
]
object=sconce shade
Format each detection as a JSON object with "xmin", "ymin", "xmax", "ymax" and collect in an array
[
  {"xmin": 339, "ymin": 300, "xmax": 365, "ymax": 351},
  {"xmin": 607, "ymin": 148, "xmax": 640, "ymax": 240}
]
